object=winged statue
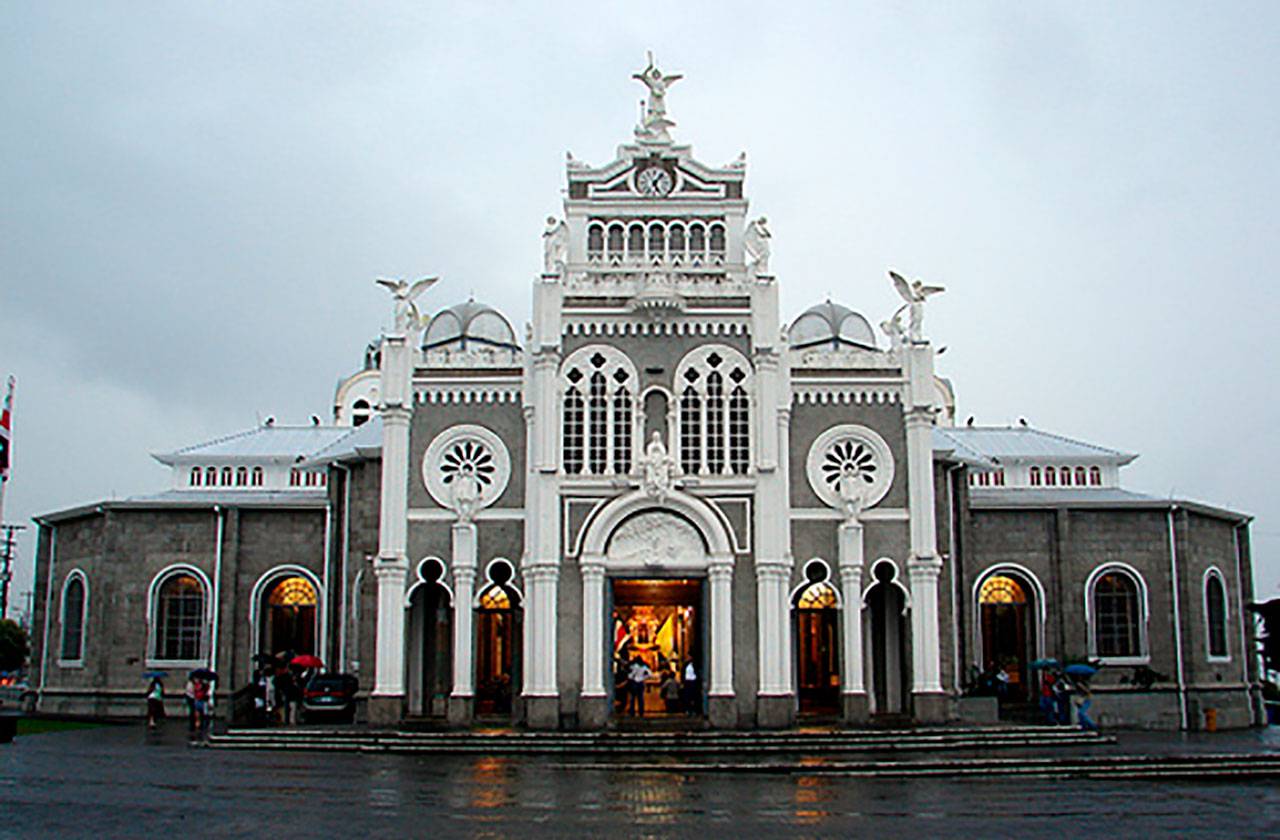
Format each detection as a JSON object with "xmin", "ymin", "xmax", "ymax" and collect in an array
[
  {"xmin": 888, "ymin": 270, "xmax": 944, "ymax": 343},
  {"xmin": 376, "ymin": 276, "xmax": 438, "ymax": 332}
]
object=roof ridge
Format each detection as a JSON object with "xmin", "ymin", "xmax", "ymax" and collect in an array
[{"xmin": 167, "ymin": 427, "xmax": 261, "ymax": 456}]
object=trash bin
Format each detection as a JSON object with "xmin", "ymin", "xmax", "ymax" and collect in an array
[{"xmin": 1204, "ymin": 707, "xmax": 1218, "ymax": 732}]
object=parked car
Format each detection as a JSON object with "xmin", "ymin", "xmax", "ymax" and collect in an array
[{"xmin": 299, "ymin": 673, "xmax": 358, "ymax": 724}]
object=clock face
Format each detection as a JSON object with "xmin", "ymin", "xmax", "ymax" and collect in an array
[{"xmin": 636, "ymin": 166, "xmax": 674, "ymax": 197}]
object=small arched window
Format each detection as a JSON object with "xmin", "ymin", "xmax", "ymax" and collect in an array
[
  {"xmin": 1030, "ymin": 466, "xmax": 1041, "ymax": 486},
  {"xmin": 252, "ymin": 466, "xmax": 264, "ymax": 487},
  {"xmin": 587, "ymin": 225, "xmax": 604, "ymax": 254},
  {"xmin": 689, "ymin": 224, "xmax": 706, "ymax": 253},
  {"xmin": 1205, "ymin": 571, "xmax": 1229, "ymax": 659},
  {"xmin": 648, "ymin": 223, "xmax": 664, "ymax": 255},
  {"xmin": 1044, "ymin": 467, "xmax": 1056, "ymax": 486},
  {"xmin": 289, "ymin": 469, "xmax": 301, "ymax": 487},
  {"xmin": 1092, "ymin": 570, "xmax": 1143, "ymax": 658},
  {"xmin": 627, "ymin": 225, "xmax": 644, "ymax": 255},
  {"xmin": 1060, "ymin": 467, "xmax": 1071, "ymax": 486},
  {"xmin": 709, "ymin": 224, "xmax": 726, "ymax": 254},
  {"xmin": 563, "ymin": 384, "xmax": 585, "ymax": 475},
  {"xmin": 352, "ymin": 399, "xmax": 371, "ymax": 428},
  {"xmin": 1089, "ymin": 466, "xmax": 1102, "ymax": 486},
  {"xmin": 154, "ymin": 572, "xmax": 205, "ymax": 661},
  {"xmin": 680, "ymin": 386, "xmax": 702, "ymax": 473},
  {"xmin": 668, "ymin": 224, "xmax": 685, "ymax": 254},
  {"xmin": 236, "ymin": 466, "xmax": 248, "ymax": 487},
  {"xmin": 221, "ymin": 466, "xmax": 233, "ymax": 486},
  {"xmin": 190, "ymin": 467, "xmax": 201, "ymax": 487},
  {"xmin": 608, "ymin": 225, "xmax": 624, "ymax": 255},
  {"xmin": 994, "ymin": 470, "xmax": 1006, "ymax": 487},
  {"xmin": 60, "ymin": 573, "xmax": 87, "ymax": 663},
  {"xmin": 205, "ymin": 467, "xmax": 216, "ymax": 486},
  {"xmin": 1075, "ymin": 467, "xmax": 1087, "ymax": 486}
]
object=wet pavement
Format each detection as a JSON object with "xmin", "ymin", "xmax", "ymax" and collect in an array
[{"xmin": 2, "ymin": 724, "xmax": 1278, "ymax": 838}]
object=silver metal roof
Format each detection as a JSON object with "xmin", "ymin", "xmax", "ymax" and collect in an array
[
  {"xmin": 302, "ymin": 416, "xmax": 383, "ymax": 466},
  {"xmin": 36, "ymin": 490, "xmax": 328, "ymax": 523},
  {"xmin": 969, "ymin": 487, "xmax": 1250, "ymax": 522},
  {"xmin": 153, "ymin": 426, "xmax": 352, "ymax": 465},
  {"xmin": 788, "ymin": 300, "xmax": 877, "ymax": 350},
  {"xmin": 933, "ymin": 426, "xmax": 1137, "ymax": 465}
]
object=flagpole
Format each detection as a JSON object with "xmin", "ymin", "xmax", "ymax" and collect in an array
[{"xmin": 0, "ymin": 375, "xmax": 13, "ymax": 544}]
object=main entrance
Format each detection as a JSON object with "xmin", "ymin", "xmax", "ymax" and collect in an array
[
  {"xmin": 978, "ymin": 573, "xmax": 1037, "ymax": 703},
  {"xmin": 611, "ymin": 578, "xmax": 702, "ymax": 718}
]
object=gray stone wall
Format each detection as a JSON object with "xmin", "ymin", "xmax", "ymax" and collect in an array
[
  {"xmin": 408, "ymin": 399, "xmax": 526, "ymax": 511},
  {"xmin": 788, "ymin": 402, "xmax": 908, "ymax": 510}
]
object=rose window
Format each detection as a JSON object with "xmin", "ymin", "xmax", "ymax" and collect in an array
[
  {"xmin": 441, "ymin": 440, "xmax": 495, "ymax": 488},
  {"xmin": 821, "ymin": 439, "xmax": 877, "ymax": 491}
]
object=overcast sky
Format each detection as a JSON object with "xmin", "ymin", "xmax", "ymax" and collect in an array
[{"xmin": 2, "ymin": 2, "xmax": 1279, "ymax": 620}]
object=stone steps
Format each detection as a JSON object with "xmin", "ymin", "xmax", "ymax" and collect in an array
[{"xmin": 210, "ymin": 725, "xmax": 1112, "ymax": 755}]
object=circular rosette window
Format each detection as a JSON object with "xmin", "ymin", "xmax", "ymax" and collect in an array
[
  {"xmin": 423, "ymin": 424, "xmax": 511, "ymax": 515},
  {"xmin": 805, "ymin": 424, "xmax": 895, "ymax": 511}
]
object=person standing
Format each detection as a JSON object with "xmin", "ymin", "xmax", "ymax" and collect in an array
[
  {"xmin": 660, "ymin": 670, "xmax": 681, "ymax": 713},
  {"xmin": 682, "ymin": 660, "xmax": 699, "ymax": 716},
  {"xmin": 183, "ymin": 676, "xmax": 197, "ymax": 737},
  {"xmin": 1075, "ymin": 681, "xmax": 1099, "ymax": 732},
  {"xmin": 191, "ymin": 677, "xmax": 212, "ymax": 745},
  {"xmin": 627, "ymin": 657, "xmax": 652, "ymax": 717},
  {"xmin": 145, "ymin": 678, "xmax": 165, "ymax": 730}
]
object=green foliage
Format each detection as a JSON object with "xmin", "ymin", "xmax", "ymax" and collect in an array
[{"xmin": 0, "ymin": 619, "xmax": 29, "ymax": 672}]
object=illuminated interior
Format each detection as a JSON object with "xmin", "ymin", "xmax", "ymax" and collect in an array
[{"xmin": 611, "ymin": 579, "xmax": 701, "ymax": 717}]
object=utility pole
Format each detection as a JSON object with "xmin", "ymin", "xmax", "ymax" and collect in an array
[{"xmin": 0, "ymin": 523, "xmax": 24, "ymax": 620}]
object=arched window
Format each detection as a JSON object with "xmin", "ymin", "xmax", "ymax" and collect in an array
[
  {"xmin": 189, "ymin": 467, "xmax": 201, "ymax": 487},
  {"xmin": 351, "ymin": 399, "xmax": 371, "ymax": 427},
  {"xmin": 1030, "ymin": 466, "xmax": 1041, "ymax": 486},
  {"xmin": 1075, "ymin": 466, "xmax": 1087, "ymax": 486},
  {"xmin": 1089, "ymin": 466, "xmax": 1102, "ymax": 486},
  {"xmin": 563, "ymin": 382, "xmax": 585, "ymax": 475},
  {"xmin": 689, "ymin": 224, "xmax": 706, "ymax": 254},
  {"xmin": 205, "ymin": 467, "xmax": 216, "ymax": 486},
  {"xmin": 1044, "ymin": 467, "xmax": 1056, "ymax": 486},
  {"xmin": 1060, "ymin": 467, "xmax": 1071, "ymax": 486},
  {"xmin": 289, "ymin": 468, "xmax": 301, "ymax": 487},
  {"xmin": 221, "ymin": 466, "xmax": 233, "ymax": 486},
  {"xmin": 680, "ymin": 386, "xmax": 701, "ymax": 473},
  {"xmin": 627, "ymin": 225, "xmax": 644, "ymax": 256},
  {"xmin": 607, "ymin": 225, "xmax": 624, "ymax": 256},
  {"xmin": 668, "ymin": 224, "xmax": 685, "ymax": 254},
  {"xmin": 648, "ymin": 223, "xmax": 664, "ymax": 256},
  {"xmin": 252, "ymin": 466, "xmax": 264, "ymax": 487},
  {"xmin": 236, "ymin": 466, "xmax": 248, "ymax": 487},
  {"xmin": 1091, "ymin": 569, "xmax": 1143, "ymax": 659},
  {"xmin": 261, "ymin": 574, "xmax": 318, "ymax": 656},
  {"xmin": 153, "ymin": 572, "xmax": 205, "ymax": 661},
  {"xmin": 709, "ymin": 224, "xmax": 726, "ymax": 255},
  {"xmin": 587, "ymin": 225, "xmax": 604, "ymax": 254},
  {"xmin": 560, "ymin": 347, "xmax": 637, "ymax": 476},
  {"xmin": 675, "ymin": 345, "xmax": 752, "ymax": 476},
  {"xmin": 1205, "ymin": 571, "xmax": 1229, "ymax": 659},
  {"xmin": 60, "ymin": 573, "xmax": 87, "ymax": 662},
  {"xmin": 706, "ymin": 371, "xmax": 725, "ymax": 475},
  {"xmin": 994, "ymin": 469, "xmax": 1006, "ymax": 487}
]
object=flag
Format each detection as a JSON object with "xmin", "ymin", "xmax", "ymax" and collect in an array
[{"xmin": 0, "ymin": 376, "xmax": 12, "ymax": 482}]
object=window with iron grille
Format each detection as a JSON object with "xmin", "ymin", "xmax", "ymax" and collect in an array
[
  {"xmin": 155, "ymin": 573, "xmax": 204, "ymax": 661},
  {"xmin": 1094, "ymin": 572, "xmax": 1141, "ymax": 657}
]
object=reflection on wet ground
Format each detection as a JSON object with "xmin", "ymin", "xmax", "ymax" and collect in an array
[{"xmin": 2, "ymin": 724, "xmax": 1278, "ymax": 838}]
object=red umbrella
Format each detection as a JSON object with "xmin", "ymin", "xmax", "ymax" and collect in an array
[{"xmin": 290, "ymin": 654, "xmax": 324, "ymax": 669}]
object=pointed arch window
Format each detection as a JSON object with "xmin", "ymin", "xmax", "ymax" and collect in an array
[
  {"xmin": 60, "ymin": 573, "xmax": 87, "ymax": 663},
  {"xmin": 560, "ymin": 347, "xmax": 637, "ymax": 476},
  {"xmin": 675, "ymin": 346, "xmax": 752, "ymax": 476},
  {"xmin": 1205, "ymin": 571, "xmax": 1229, "ymax": 659}
]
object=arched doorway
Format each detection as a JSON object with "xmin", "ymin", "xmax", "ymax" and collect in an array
[
  {"xmin": 793, "ymin": 560, "xmax": 840, "ymax": 716},
  {"xmin": 978, "ymin": 572, "xmax": 1037, "ymax": 702},
  {"xmin": 866, "ymin": 561, "xmax": 908, "ymax": 715},
  {"xmin": 260, "ymin": 575, "xmax": 317, "ymax": 657},
  {"xmin": 475, "ymin": 561, "xmax": 521, "ymax": 717},
  {"xmin": 407, "ymin": 559, "xmax": 452, "ymax": 718}
]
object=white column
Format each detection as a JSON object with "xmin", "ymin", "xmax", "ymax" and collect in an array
[
  {"xmin": 708, "ymin": 557, "xmax": 735, "ymax": 697},
  {"xmin": 580, "ymin": 559, "xmax": 606, "ymax": 697},
  {"xmin": 838, "ymin": 519, "xmax": 866, "ymax": 696},
  {"xmin": 524, "ymin": 563, "xmax": 559, "ymax": 697},
  {"xmin": 450, "ymin": 521, "xmax": 477, "ymax": 699},
  {"xmin": 755, "ymin": 559, "xmax": 791, "ymax": 695},
  {"xmin": 904, "ymin": 337, "xmax": 944, "ymax": 695},
  {"xmin": 372, "ymin": 325, "xmax": 412, "ymax": 699}
]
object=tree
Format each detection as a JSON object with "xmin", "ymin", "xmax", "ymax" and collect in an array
[{"xmin": 0, "ymin": 619, "xmax": 27, "ymax": 673}]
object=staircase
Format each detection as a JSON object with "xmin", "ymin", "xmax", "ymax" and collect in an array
[{"xmin": 209, "ymin": 724, "xmax": 1111, "ymax": 756}]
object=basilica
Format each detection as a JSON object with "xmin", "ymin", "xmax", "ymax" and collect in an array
[{"xmin": 29, "ymin": 60, "xmax": 1262, "ymax": 731}]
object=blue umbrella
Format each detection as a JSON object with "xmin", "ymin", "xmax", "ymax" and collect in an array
[
  {"xmin": 142, "ymin": 670, "xmax": 168, "ymax": 680},
  {"xmin": 1065, "ymin": 664, "xmax": 1098, "ymax": 678},
  {"xmin": 1029, "ymin": 658, "xmax": 1060, "ymax": 669},
  {"xmin": 188, "ymin": 668, "xmax": 218, "ymax": 681}
]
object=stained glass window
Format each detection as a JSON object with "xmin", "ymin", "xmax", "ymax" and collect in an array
[
  {"xmin": 268, "ymin": 576, "xmax": 317, "ymax": 607},
  {"xmin": 478, "ymin": 585, "xmax": 511, "ymax": 611},
  {"xmin": 979, "ymin": 575, "xmax": 1027, "ymax": 605},
  {"xmin": 796, "ymin": 582, "xmax": 838, "ymax": 610}
]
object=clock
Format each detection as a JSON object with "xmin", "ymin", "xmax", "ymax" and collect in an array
[{"xmin": 636, "ymin": 166, "xmax": 674, "ymax": 197}]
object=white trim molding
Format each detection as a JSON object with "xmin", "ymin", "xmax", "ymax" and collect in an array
[
  {"xmin": 247, "ymin": 565, "xmax": 327, "ymax": 663},
  {"xmin": 1083, "ymin": 561, "xmax": 1151, "ymax": 665},
  {"xmin": 1202, "ymin": 566, "xmax": 1232, "ymax": 663},
  {"xmin": 971, "ymin": 564, "xmax": 1048, "ymax": 670},
  {"xmin": 56, "ymin": 568, "xmax": 89, "ymax": 668},
  {"xmin": 144, "ymin": 563, "xmax": 214, "ymax": 669}
]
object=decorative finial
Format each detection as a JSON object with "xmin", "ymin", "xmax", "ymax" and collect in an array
[{"xmin": 632, "ymin": 52, "xmax": 682, "ymax": 145}]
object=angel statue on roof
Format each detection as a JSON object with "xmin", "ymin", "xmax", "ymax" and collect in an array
[
  {"xmin": 633, "ymin": 52, "xmax": 682, "ymax": 142},
  {"xmin": 889, "ymin": 270, "xmax": 945, "ymax": 343}
]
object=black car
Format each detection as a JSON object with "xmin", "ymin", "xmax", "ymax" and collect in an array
[{"xmin": 299, "ymin": 673, "xmax": 358, "ymax": 724}]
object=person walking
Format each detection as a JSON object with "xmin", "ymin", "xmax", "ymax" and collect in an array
[
  {"xmin": 626, "ymin": 657, "xmax": 652, "ymax": 717},
  {"xmin": 660, "ymin": 670, "xmax": 681, "ymax": 713},
  {"xmin": 1074, "ymin": 680, "xmax": 1099, "ymax": 732},
  {"xmin": 145, "ymin": 677, "xmax": 165, "ymax": 730},
  {"xmin": 191, "ymin": 677, "xmax": 212, "ymax": 745},
  {"xmin": 1039, "ymin": 672, "xmax": 1057, "ymax": 725}
]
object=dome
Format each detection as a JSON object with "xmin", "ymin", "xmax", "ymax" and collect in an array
[
  {"xmin": 422, "ymin": 300, "xmax": 520, "ymax": 351},
  {"xmin": 788, "ymin": 301, "xmax": 877, "ymax": 350}
]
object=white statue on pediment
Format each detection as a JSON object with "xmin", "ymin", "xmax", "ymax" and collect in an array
[
  {"xmin": 890, "ymin": 270, "xmax": 945, "ymax": 343},
  {"xmin": 543, "ymin": 217, "xmax": 568, "ymax": 275},
  {"xmin": 642, "ymin": 431, "xmax": 677, "ymax": 501},
  {"xmin": 376, "ymin": 276, "xmax": 438, "ymax": 333},
  {"xmin": 744, "ymin": 217, "xmax": 772, "ymax": 275},
  {"xmin": 633, "ymin": 52, "xmax": 682, "ymax": 143}
]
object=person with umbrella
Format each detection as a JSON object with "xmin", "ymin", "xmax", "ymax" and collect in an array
[
  {"xmin": 188, "ymin": 668, "xmax": 217, "ymax": 745},
  {"xmin": 1064, "ymin": 664, "xmax": 1100, "ymax": 732}
]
